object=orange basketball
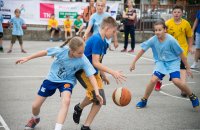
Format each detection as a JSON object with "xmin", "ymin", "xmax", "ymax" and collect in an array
[{"xmin": 112, "ymin": 87, "xmax": 132, "ymax": 107}]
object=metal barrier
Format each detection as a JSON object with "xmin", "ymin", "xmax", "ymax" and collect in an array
[{"xmin": 117, "ymin": 4, "xmax": 200, "ymax": 32}]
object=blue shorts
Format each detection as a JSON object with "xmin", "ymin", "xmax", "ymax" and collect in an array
[
  {"xmin": 195, "ymin": 32, "xmax": 200, "ymax": 49},
  {"xmin": 38, "ymin": 80, "xmax": 74, "ymax": 97},
  {"xmin": 153, "ymin": 71, "xmax": 180, "ymax": 81}
]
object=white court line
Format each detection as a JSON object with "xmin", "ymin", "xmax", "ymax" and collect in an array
[
  {"xmin": 0, "ymin": 115, "xmax": 10, "ymax": 130},
  {"xmin": 159, "ymin": 82, "xmax": 196, "ymax": 101}
]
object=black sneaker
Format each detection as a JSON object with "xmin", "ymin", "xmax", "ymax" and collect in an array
[
  {"xmin": 81, "ymin": 125, "xmax": 91, "ymax": 130},
  {"xmin": 73, "ymin": 103, "xmax": 83, "ymax": 124}
]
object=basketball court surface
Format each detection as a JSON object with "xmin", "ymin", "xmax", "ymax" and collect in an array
[{"xmin": 0, "ymin": 40, "xmax": 200, "ymax": 130}]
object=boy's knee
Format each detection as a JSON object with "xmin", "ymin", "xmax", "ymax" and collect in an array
[{"xmin": 150, "ymin": 78, "xmax": 158, "ymax": 84}]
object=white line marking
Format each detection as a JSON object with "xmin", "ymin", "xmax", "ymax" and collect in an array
[
  {"xmin": 0, "ymin": 115, "xmax": 10, "ymax": 130},
  {"xmin": 159, "ymin": 82, "xmax": 196, "ymax": 101}
]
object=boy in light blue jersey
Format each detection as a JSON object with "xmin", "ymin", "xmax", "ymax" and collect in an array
[
  {"xmin": 0, "ymin": 14, "xmax": 3, "ymax": 52},
  {"xmin": 7, "ymin": 9, "xmax": 27, "ymax": 53},
  {"xmin": 130, "ymin": 19, "xmax": 199, "ymax": 111},
  {"xmin": 16, "ymin": 37, "xmax": 103, "ymax": 130},
  {"xmin": 83, "ymin": 0, "xmax": 118, "ymax": 50}
]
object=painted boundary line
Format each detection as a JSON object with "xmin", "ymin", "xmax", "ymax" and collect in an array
[
  {"xmin": 0, "ymin": 115, "xmax": 10, "ymax": 130},
  {"xmin": 159, "ymin": 82, "xmax": 196, "ymax": 101}
]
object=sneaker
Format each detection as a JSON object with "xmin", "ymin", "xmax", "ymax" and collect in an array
[
  {"xmin": 25, "ymin": 117, "xmax": 40, "ymax": 129},
  {"xmin": 181, "ymin": 92, "xmax": 187, "ymax": 98},
  {"xmin": 121, "ymin": 49, "xmax": 127, "ymax": 52},
  {"xmin": 73, "ymin": 103, "xmax": 83, "ymax": 124},
  {"xmin": 136, "ymin": 98, "xmax": 147, "ymax": 109},
  {"xmin": 81, "ymin": 125, "xmax": 91, "ymax": 130},
  {"xmin": 189, "ymin": 94, "xmax": 199, "ymax": 108},
  {"xmin": 190, "ymin": 62, "xmax": 199, "ymax": 69},
  {"xmin": 7, "ymin": 50, "xmax": 12, "ymax": 53},
  {"xmin": 128, "ymin": 49, "xmax": 134, "ymax": 53},
  {"xmin": 49, "ymin": 38, "xmax": 54, "ymax": 42},
  {"xmin": 21, "ymin": 49, "xmax": 27, "ymax": 53},
  {"xmin": 155, "ymin": 81, "xmax": 162, "ymax": 91}
]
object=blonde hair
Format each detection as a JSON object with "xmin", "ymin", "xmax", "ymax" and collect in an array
[
  {"xmin": 60, "ymin": 37, "xmax": 84, "ymax": 51},
  {"xmin": 100, "ymin": 16, "xmax": 118, "ymax": 29}
]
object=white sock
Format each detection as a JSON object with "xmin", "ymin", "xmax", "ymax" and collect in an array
[
  {"xmin": 33, "ymin": 115, "xmax": 39, "ymax": 119},
  {"xmin": 55, "ymin": 123, "xmax": 63, "ymax": 130}
]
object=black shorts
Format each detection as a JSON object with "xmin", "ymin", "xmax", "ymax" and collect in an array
[
  {"xmin": 180, "ymin": 60, "xmax": 186, "ymax": 70},
  {"xmin": 0, "ymin": 32, "xmax": 3, "ymax": 38},
  {"xmin": 50, "ymin": 27, "xmax": 61, "ymax": 33}
]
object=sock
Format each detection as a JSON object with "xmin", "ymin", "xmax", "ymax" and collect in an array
[
  {"xmin": 55, "ymin": 123, "xmax": 63, "ymax": 130},
  {"xmin": 33, "ymin": 115, "xmax": 40, "ymax": 119}
]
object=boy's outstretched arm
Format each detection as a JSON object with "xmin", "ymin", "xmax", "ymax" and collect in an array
[
  {"xmin": 92, "ymin": 54, "xmax": 126, "ymax": 84},
  {"xmin": 130, "ymin": 49, "xmax": 145, "ymax": 71},
  {"xmin": 88, "ymin": 75, "xmax": 103, "ymax": 105},
  {"xmin": 16, "ymin": 50, "xmax": 47, "ymax": 64},
  {"xmin": 180, "ymin": 53, "xmax": 193, "ymax": 78}
]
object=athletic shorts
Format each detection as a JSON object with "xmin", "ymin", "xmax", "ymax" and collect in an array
[
  {"xmin": 11, "ymin": 35, "xmax": 23, "ymax": 44},
  {"xmin": 180, "ymin": 60, "xmax": 186, "ymax": 70},
  {"xmin": 195, "ymin": 32, "xmax": 200, "ymax": 49},
  {"xmin": 75, "ymin": 69, "xmax": 106, "ymax": 105},
  {"xmin": 38, "ymin": 79, "xmax": 74, "ymax": 97},
  {"xmin": 0, "ymin": 32, "xmax": 3, "ymax": 38},
  {"xmin": 50, "ymin": 27, "xmax": 61, "ymax": 33},
  {"xmin": 154, "ymin": 71, "xmax": 180, "ymax": 81}
]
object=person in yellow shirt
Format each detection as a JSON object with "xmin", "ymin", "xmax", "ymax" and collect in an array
[
  {"xmin": 63, "ymin": 15, "xmax": 72, "ymax": 40},
  {"xmin": 47, "ymin": 14, "xmax": 62, "ymax": 42},
  {"xmin": 154, "ymin": 5, "xmax": 193, "ymax": 97}
]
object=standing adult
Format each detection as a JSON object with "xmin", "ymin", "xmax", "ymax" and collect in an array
[
  {"xmin": 121, "ymin": 0, "xmax": 136, "ymax": 53},
  {"xmin": 191, "ymin": 10, "xmax": 200, "ymax": 69},
  {"xmin": 83, "ymin": 0, "xmax": 96, "ymax": 28}
]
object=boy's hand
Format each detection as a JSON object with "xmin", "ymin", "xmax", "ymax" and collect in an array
[
  {"xmin": 186, "ymin": 68, "xmax": 193, "ymax": 78},
  {"xmin": 130, "ymin": 62, "xmax": 136, "ymax": 72},
  {"xmin": 96, "ymin": 94, "xmax": 103, "ymax": 105},
  {"xmin": 112, "ymin": 71, "xmax": 126, "ymax": 84},
  {"xmin": 102, "ymin": 76, "xmax": 110, "ymax": 85},
  {"xmin": 188, "ymin": 46, "xmax": 194, "ymax": 54},
  {"xmin": 16, "ymin": 57, "xmax": 29, "ymax": 64}
]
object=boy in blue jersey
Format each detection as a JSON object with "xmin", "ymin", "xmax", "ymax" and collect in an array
[
  {"xmin": 73, "ymin": 17, "xmax": 126, "ymax": 130},
  {"xmin": 16, "ymin": 37, "xmax": 103, "ymax": 130},
  {"xmin": 7, "ymin": 9, "xmax": 27, "ymax": 53},
  {"xmin": 130, "ymin": 19, "xmax": 199, "ymax": 111},
  {"xmin": 0, "ymin": 14, "xmax": 3, "ymax": 52}
]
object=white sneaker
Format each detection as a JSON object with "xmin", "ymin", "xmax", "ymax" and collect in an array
[{"xmin": 190, "ymin": 62, "xmax": 199, "ymax": 69}]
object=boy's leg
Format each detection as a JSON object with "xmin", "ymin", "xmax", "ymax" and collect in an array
[
  {"xmin": 171, "ymin": 78, "xmax": 199, "ymax": 109},
  {"xmin": 136, "ymin": 72, "xmax": 162, "ymax": 108},
  {"xmin": 17, "ymin": 36, "xmax": 27, "ymax": 53},
  {"xmin": 55, "ymin": 91, "xmax": 71, "ymax": 130},
  {"xmin": 7, "ymin": 35, "xmax": 16, "ymax": 53},
  {"xmin": 0, "ymin": 33, "xmax": 3, "ymax": 52},
  {"xmin": 83, "ymin": 103, "xmax": 101, "ymax": 127}
]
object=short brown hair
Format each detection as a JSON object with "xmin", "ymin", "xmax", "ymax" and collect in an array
[{"xmin": 100, "ymin": 16, "xmax": 118, "ymax": 29}]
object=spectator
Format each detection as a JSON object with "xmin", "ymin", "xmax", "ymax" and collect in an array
[
  {"xmin": 47, "ymin": 14, "xmax": 62, "ymax": 42},
  {"xmin": 191, "ymin": 10, "xmax": 200, "ymax": 69},
  {"xmin": 83, "ymin": 0, "xmax": 96, "ymax": 28},
  {"xmin": 7, "ymin": 9, "xmax": 27, "ymax": 53},
  {"xmin": 63, "ymin": 15, "xmax": 72, "ymax": 40},
  {"xmin": 74, "ymin": 15, "xmax": 83, "ymax": 36},
  {"xmin": 121, "ymin": 0, "xmax": 136, "ymax": 53},
  {"xmin": 0, "ymin": 14, "xmax": 3, "ymax": 52}
]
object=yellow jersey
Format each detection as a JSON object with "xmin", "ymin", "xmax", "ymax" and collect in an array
[
  {"xmin": 47, "ymin": 19, "xmax": 58, "ymax": 30},
  {"xmin": 166, "ymin": 18, "xmax": 193, "ymax": 56},
  {"xmin": 64, "ymin": 19, "xmax": 72, "ymax": 31}
]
